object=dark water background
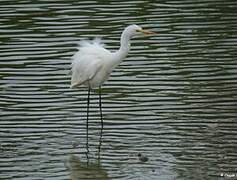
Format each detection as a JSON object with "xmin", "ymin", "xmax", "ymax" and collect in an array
[{"xmin": 0, "ymin": 0, "xmax": 237, "ymax": 179}]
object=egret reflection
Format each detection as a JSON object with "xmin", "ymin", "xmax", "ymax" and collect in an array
[
  {"xmin": 67, "ymin": 155, "xmax": 110, "ymax": 180},
  {"xmin": 67, "ymin": 121, "xmax": 105, "ymax": 179}
]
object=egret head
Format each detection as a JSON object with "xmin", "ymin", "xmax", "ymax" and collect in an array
[{"xmin": 124, "ymin": 24, "xmax": 156, "ymax": 38}]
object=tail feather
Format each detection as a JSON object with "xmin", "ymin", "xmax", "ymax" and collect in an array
[
  {"xmin": 76, "ymin": 38, "xmax": 104, "ymax": 50},
  {"xmin": 92, "ymin": 37, "xmax": 104, "ymax": 46}
]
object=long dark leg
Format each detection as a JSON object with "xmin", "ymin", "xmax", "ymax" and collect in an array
[
  {"xmin": 98, "ymin": 86, "xmax": 103, "ymax": 159},
  {"xmin": 86, "ymin": 86, "xmax": 90, "ymax": 163},
  {"xmin": 99, "ymin": 86, "xmax": 103, "ymax": 130}
]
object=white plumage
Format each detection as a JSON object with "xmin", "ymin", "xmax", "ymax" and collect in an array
[
  {"xmin": 70, "ymin": 25, "xmax": 156, "ymax": 150},
  {"xmin": 71, "ymin": 24, "xmax": 155, "ymax": 89},
  {"xmin": 71, "ymin": 38, "xmax": 112, "ymax": 88}
]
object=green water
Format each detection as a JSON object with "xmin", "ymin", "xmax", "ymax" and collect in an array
[{"xmin": 0, "ymin": 0, "xmax": 237, "ymax": 179}]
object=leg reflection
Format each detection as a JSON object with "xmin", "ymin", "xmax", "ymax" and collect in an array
[{"xmin": 67, "ymin": 154, "xmax": 109, "ymax": 180}]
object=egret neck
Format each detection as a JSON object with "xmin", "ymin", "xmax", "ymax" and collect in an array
[{"xmin": 113, "ymin": 30, "xmax": 131, "ymax": 66}]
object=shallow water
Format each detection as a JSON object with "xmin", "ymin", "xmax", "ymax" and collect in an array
[{"xmin": 0, "ymin": 0, "xmax": 237, "ymax": 179}]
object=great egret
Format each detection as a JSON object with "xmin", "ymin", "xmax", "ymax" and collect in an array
[{"xmin": 71, "ymin": 24, "xmax": 155, "ymax": 148}]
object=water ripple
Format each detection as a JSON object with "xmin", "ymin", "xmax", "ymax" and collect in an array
[{"xmin": 0, "ymin": 0, "xmax": 237, "ymax": 179}]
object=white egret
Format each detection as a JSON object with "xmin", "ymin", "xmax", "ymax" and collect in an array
[{"xmin": 71, "ymin": 24, "xmax": 155, "ymax": 147}]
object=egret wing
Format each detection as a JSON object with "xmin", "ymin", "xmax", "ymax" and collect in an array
[{"xmin": 71, "ymin": 53, "xmax": 103, "ymax": 88}]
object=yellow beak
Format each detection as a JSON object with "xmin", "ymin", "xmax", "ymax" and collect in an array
[{"xmin": 137, "ymin": 29, "xmax": 156, "ymax": 35}]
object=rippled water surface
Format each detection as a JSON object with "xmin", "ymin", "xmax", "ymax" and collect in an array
[{"xmin": 1, "ymin": 0, "xmax": 237, "ymax": 179}]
